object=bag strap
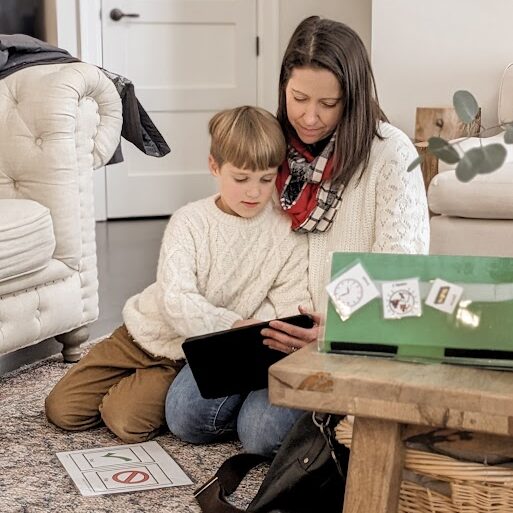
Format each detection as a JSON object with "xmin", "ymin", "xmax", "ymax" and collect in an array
[
  {"xmin": 195, "ymin": 453, "xmax": 269, "ymax": 513},
  {"xmin": 312, "ymin": 412, "xmax": 347, "ymax": 478}
]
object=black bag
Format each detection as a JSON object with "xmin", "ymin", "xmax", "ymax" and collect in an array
[{"xmin": 194, "ymin": 412, "xmax": 349, "ymax": 513}]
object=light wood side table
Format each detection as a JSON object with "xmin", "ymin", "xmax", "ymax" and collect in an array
[
  {"xmin": 268, "ymin": 344, "xmax": 513, "ymax": 513},
  {"xmin": 414, "ymin": 106, "xmax": 481, "ymax": 192}
]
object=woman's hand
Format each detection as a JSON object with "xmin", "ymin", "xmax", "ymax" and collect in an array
[{"xmin": 261, "ymin": 305, "xmax": 323, "ymax": 354}]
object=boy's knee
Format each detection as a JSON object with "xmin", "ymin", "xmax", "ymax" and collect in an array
[
  {"xmin": 100, "ymin": 406, "xmax": 139, "ymax": 443},
  {"xmin": 105, "ymin": 419, "xmax": 154, "ymax": 444},
  {"xmin": 45, "ymin": 391, "xmax": 96, "ymax": 431},
  {"xmin": 100, "ymin": 395, "xmax": 162, "ymax": 444},
  {"xmin": 45, "ymin": 392, "xmax": 66, "ymax": 428}
]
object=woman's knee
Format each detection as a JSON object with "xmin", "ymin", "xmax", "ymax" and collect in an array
[
  {"xmin": 165, "ymin": 365, "xmax": 240, "ymax": 443},
  {"xmin": 165, "ymin": 382, "xmax": 217, "ymax": 444},
  {"xmin": 237, "ymin": 390, "xmax": 303, "ymax": 457},
  {"xmin": 238, "ymin": 428, "xmax": 277, "ymax": 457},
  {"xmin": 166, "ymin": 411, "xmax": 210, "ymax": 444},
  {"xmin": 165, "ymin": 366, "xmax": 200, "ymax": 440}
]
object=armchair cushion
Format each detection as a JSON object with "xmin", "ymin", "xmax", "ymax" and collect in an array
[
  {"xmin": 437, "ymin": 132, "xmax": 513, "ymax": 172},
  {"xmin": 0, "ymin": 199, "xmax": 54, "ymax": 282},
  {"xmin": 429, "ymin": 162, "xmax": 513, "ymax": 219},
  {"xmin": 430, "ymin": 216, "xmax": 513, "ymax": 257}
]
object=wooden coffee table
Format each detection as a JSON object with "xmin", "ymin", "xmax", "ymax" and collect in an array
[{"xmin": 268, "ymin": 344, "xmax": 513, "ymax": 513}]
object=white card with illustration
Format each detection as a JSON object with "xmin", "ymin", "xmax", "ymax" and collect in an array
[
  {"xmin": 56, "ymin": 441, "xmax": 193, "ymax": 496},
  {"xmin": 381, "ymin": 278, "xmax": 422, "ymax": 319},
  {"xmin": 326, "ymin": 262, "xmax": 381, "ymax": 321},
  {"xmin": 425, "ymin": 278, "xmax": 464, "ymax": 314}
]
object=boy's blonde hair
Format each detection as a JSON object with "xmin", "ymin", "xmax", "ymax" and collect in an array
[{"xmin": 209, "ymin": 106, "xmax": 286, "ymax": 171}]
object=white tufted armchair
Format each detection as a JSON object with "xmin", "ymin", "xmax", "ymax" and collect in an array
[{"xmin": 0, "ymin": 62, "xmax": 122, "ymax": 362}]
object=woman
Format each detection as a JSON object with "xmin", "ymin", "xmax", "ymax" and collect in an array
[
  {"xmin": 262, "ymin": 15, "xmax": 429, "ymax": 354},
  {"xmin": 166, "ymin": 16, "xmax": 429, "ymax": 457}
]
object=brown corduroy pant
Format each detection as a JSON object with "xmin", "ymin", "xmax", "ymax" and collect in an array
[{"xmin": 45, "ymin": 325, "xmax": 184, "ymax": 443}]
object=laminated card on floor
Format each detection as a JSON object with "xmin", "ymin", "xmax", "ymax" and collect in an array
[{"xmin": 56, "ymin": 441, "xmax": 193, "ymax": 496}]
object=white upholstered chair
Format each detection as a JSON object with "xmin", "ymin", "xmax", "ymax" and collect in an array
[
  {"xmin": 0, "ymin": 62, "xmax": 122, "ymax": 362},
  {"xmin": 428, "ymin": 64, "xmax": 513, "ymax": 257}
]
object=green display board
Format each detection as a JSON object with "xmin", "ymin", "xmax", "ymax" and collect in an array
[{"xmin": 322, "ymin": 253, "xmax": 513, "ymax": 367}]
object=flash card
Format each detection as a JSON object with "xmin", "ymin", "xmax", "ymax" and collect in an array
[
  {"xmin": 425, "ymin": 278, "xmax": 464, "ymax": 314},
  {"xmin": 56, "ymin": 441, "xmax": 192, "ymax": 496},
  {"xmin": 326, "ymin": 262, "xmax": 380, "ymax": 321},
  {"xmin": 382, "ymin": 278, "xmax": 422, "ymax": 319}
]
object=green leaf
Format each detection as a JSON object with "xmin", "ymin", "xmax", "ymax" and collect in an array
[
  {"xmin": 478, "ymin": 143, "xmax": 507, "ymax": 173},
  {"xmin": 454, "ymin": 144, "xmax": 507, "ymax": 182},
  {"xmin": 505, "ymin": 129, "xmax": 513, "ymax": 144},
  {"xmin": 407, "ymin": 154, "xmax": 423, "ymax": 172},
  {"xmin": 453, "ymin": 90, "xmax": 479, "ymax": 124},
  {"xmin": 455, "ymin": 149, "xmax": 480, "ymax": 182},
  {"xmin": 427, "ymin": 136, "xmax": 460, "ymax": 164}
]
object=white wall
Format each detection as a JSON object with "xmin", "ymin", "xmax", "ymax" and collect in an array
[
  {"xmin": 279, "ymin": 0, "xmax": 372, "ymax": 56},
  {"xmin": 372, "ymin": 0, "xmax": 513, "ymax": 138}
]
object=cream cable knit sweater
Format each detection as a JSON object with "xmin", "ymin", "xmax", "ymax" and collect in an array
[
  {"xmin": 123, "ymin": 195, "xmax": 312, "ymax": 361},
  {"xmin": 308, "ymin": 122, "xmax": 430, "ymax": 309}
]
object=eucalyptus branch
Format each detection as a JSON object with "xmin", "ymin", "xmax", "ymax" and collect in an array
[{"xmin": 408, "ymin": 90, "xmax": 511, "ymax": 182}]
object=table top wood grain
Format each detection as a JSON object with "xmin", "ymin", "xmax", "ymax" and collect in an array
[{"xmin": 268, "ymin": 344, "xmax": 513, "ymax": 436}]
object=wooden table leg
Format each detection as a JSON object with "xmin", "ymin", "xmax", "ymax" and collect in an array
[{"xmin": 342, "ymin": 417, "xmax": 403, "ymax": 513}]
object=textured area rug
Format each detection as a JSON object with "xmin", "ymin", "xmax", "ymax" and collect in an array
[{"xmin": 0, "ymin": 340, "xmax": 267, "ymax": 513}]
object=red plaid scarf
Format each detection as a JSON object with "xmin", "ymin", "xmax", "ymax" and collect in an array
[{"xmin": 276, "ymin": 134, "xmax": 343, "ymax": 233}]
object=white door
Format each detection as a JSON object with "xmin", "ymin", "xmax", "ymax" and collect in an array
[{"xmin": 102, "ymin": 0, "xmax": 258, "ymax": 218}]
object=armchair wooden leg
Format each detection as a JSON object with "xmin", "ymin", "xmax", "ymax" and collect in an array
[{"xmin": 55, "ymin": 326, "xmax": 89, "ymax": 363}]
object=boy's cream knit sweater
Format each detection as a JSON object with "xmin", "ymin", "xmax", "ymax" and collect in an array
[{"xmin": 123, "ymin": 195, "xmax": 312, "ymax": 361}]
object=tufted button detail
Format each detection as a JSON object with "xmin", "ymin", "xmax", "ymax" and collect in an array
[{"xmin": 35, "ymin": 137, "xmax": 43, "ymax": 146}]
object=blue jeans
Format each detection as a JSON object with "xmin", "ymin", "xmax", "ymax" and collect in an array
[{"xmin": 165, "ymin": 364, "xmax": 303, "ymax": 457}]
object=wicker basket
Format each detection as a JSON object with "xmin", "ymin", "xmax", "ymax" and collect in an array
[{"xmin": 335, "ymin": 418, "xmax": 513, "ymax": 513}]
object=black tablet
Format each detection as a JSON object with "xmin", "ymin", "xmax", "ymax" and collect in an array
[{"xmin": 182, "ymin": 314, "xmax": 314, "ymax": 399}]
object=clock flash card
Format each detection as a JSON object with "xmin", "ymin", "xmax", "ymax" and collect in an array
[
  {"xmin": 326, "ymin": 262, "xmax": 380, "ymax": 321},
  {"xmin": 382, "ymin": 278, "xmax": 422, "ymax": 319},
  {"xmin": 425, "ymin": 278, "xmax": 464, "ymax": 314},
  {"xmin": 56, "ymin": 441, "xmax": 192, "ymax": 496}
]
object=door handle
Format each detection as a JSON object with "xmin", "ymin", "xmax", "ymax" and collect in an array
[{"xmin": 110, "ymin": 8, "xmax": 140, "ymax": 21}]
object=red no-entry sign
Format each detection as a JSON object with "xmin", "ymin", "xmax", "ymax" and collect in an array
[{"xmin": 112, "ymin": 470, "xmax": 150, "ymax": 484}]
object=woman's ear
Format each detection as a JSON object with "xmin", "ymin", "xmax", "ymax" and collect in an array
[{"xmin": 208, "ymin": 154, "xmax": 220, "ymax": 177}]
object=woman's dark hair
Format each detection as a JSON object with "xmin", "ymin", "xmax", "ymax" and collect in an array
[{"xmin": 277, "ymin": 16, "xmax": 388, "ymax": 187}]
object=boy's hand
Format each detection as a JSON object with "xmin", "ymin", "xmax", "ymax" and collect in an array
[
  {"xmin": 232, "ymin": 318, "xmax": 262, "ymax": 329},
  {"xmin": 261, "ymin": 305, "xmax": 322, "ymax": 354}
]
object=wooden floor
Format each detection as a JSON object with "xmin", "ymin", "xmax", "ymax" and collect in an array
[{"xmin": 0, "ymin": 218, "xmax": 168, "ymax": 375}]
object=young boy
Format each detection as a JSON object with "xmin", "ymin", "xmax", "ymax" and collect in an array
[{"xmin": 45, "ymin": 106, "xmax": 311, "ymax": 443}]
